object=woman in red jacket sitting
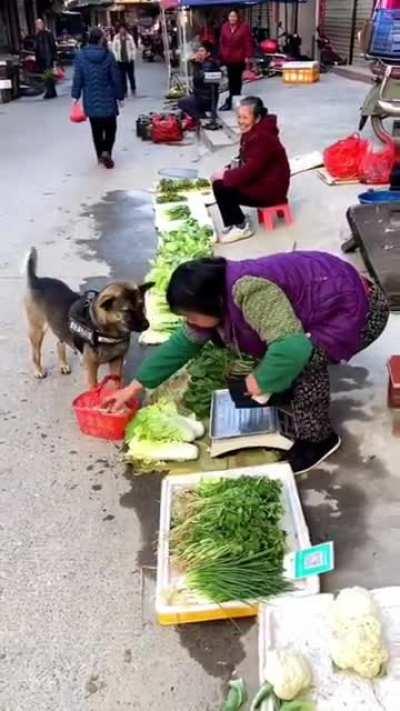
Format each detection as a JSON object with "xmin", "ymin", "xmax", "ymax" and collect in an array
[
  {"xmin": 212, "ymin": 96, "xmax": 290, "ymax": 244},
  {"xmin": 219, "ymin": 9, "xmax": 253, "ymax": 111}
]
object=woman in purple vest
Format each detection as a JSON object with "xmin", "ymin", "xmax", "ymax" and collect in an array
[{"xmin": 105, "ymin": 252, "xmax": 389, "ymax": 474}]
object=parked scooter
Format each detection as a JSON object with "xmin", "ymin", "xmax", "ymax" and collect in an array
[{"xmin": 360, "ymin": 60, "xmax": 400, "ymax": 144}]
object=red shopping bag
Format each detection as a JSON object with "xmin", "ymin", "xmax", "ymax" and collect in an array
[
  {"xmin": 70, "ymin": 102, "xmax": 87, "ymax": 123},
  {"xmin": 323, "ymin": 134, "xmax": 367, "ymax": 180},
  {"xmin": 359, "ymin": 140, "xmax": 395, "ymax": 184},
  {"xmin": 151, "ymin": 114, "xmax": 183, "ymax": 143}
]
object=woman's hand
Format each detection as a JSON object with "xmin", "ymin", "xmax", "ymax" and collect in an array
[
  {"xmin": 211, "ymin": 168, "xmax": 225, "ymax": 182},
  {"xmin": 245, "ymin": 373, "xmax": 262, "ymax": 397},
  {"xmin": 102, "ymin": 380, "xmax": 143, "ymax": 412}
]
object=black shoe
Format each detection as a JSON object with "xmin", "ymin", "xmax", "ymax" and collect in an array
[
  {"xmin": 219, "ymin": 100, "xmax": 232, "ymax": 111},
  {"xmin": 101, "ymin": 153, "xmax": 115, "ymax": 169},
  {"xmin": 288, "ymin": 433, "xmax": 341, "ymax": 475}
]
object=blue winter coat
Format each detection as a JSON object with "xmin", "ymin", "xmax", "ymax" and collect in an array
[{"xmin": 71, "ymin": 45, "xmax": 123, "ymax": 118}]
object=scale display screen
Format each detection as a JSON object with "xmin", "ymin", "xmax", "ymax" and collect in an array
[{"xmin": 369, "ymin": 9, "xmax": 400, "ymax": 60}]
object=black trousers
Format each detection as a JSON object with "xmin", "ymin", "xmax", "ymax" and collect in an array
[
  {"xmin": 118, "ymin": 61, "xmax": 136, "ymax": 95},
  {"xmin": 178, "ymin": 94, "xmax": 210, "ymax": 120},
  {"xmin": 227, "ymin": 62, "xmax": 245, "ymax": 99},
  {"xmin": 89, "ymin": 117, "xmax": 117, "ymax": 160},
  {"xmin": 213, "ymin": 180, "xmax": 265, "ymax": 227}
]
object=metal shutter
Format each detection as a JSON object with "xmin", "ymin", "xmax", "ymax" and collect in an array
[
  {"xmin": 352, "ymin": 0, "xmax": 375, "ymax": 65},
  {"xmin": 323, "ymin": 0, "xmax": 354, "ymax": 64}
]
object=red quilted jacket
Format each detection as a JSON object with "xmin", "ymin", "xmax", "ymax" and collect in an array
[
  {"xmin": 219, "ymin": 21, "xmax": 254, "ymax": 65},
  {"xmin": 223, "ymin": 115, "xmax": 290, "ymax": 205}
]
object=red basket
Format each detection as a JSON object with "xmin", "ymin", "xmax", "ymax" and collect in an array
[{"xmin": 72, "ymin": 375, "xmax": 140, "ymax": 440}]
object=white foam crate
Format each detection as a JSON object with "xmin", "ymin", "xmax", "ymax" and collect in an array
[
  {"xmin": 258, "ymin": 588, "xmax": 400, "ymax": 710},
  {"xmin": 156, "ymin": 463, "xmax": 319, "ymax": 625}
]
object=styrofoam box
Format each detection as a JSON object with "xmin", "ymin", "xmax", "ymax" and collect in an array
[
  {"xmin": 153, "ymin": 192, "xmax": 215, "ymax": 235},
  {"xmin": 156, "ymin": 463, "xmax": 319, "ymax": 625},
  {"xmin": 258, "ymin": 588, "xmax": 400, "ymax": 710}
]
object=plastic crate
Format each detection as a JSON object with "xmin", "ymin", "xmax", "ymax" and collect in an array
[
  {"xmin": 156, "ymin": 463, "xmax": 319, "ymax": 625},
  {"xmin": 282, "ymin": 61, "xmax": 320, "ymax": 84}
]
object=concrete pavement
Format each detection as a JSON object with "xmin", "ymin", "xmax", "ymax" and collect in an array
[{"xmin": 1, "ymin": 60, "xmax": 400, "ymax": 711}]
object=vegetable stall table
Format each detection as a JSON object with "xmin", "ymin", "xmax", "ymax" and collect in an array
[{"xmin": 346, "ymin": 203, "xmax": 400, "ymax": 310}]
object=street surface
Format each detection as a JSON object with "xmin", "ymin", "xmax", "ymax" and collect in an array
[{"xmin": 1, "ymin": 60, "xmax": 400, "ymax": 710}]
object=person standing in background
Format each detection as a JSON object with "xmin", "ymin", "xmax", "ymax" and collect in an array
[
  {"xmin": 71, "ymin": 28, "xmax": 124, "ymax": 169},
  {"xmin": 219, "ymin": 9, "xmax": 253, "ymax": 111},
  {"xmin": 112, "ymin": 25, "xmax": 137, "ymax": 96},
  {"xmin": 34, "ymin": 18, "xmax": 57, "ymax": 99}
]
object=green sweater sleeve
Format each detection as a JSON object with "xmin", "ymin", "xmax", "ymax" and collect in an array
[
  {"xmin": 233, "ymin": 276, "xmax": 313, "ymax": 393},
  {"xmin": 254, "ymin": 334, "xmax": 313, "ymax": 393},
  {"xmin": 136, "ymin": 326, "xmax": 206, "ymax": 389}
]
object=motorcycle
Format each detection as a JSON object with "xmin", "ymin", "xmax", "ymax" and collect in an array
[
  {"xmin": 360, "ymin": 61, "xmax": 400, "ymax": 144},
  {"xmin": 359, "ymin": 1, "xmax": 400, "ymax": 144}
]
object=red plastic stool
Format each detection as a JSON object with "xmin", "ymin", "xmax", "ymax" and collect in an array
[{"xmin": 258, "ymin": 203, "xmax": 293, "ymax": 230}]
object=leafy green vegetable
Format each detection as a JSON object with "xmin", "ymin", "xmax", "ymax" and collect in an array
[
  {"xmin": 222, "ymin": 679, "xmax": 247, "ymax": 711},
  {"xmin": 170, "ymin": 476, "xmax": 290, "ymax": 603},
  {"xmin": 156, "ymin": 194, "xmax": 187, "ymax": 204},
  {"xmin": 183, "ymin": 344, "xmax": 254, "ymax": 419},
  {"xmin": 144, "ymin": 217, "xmax": 214, "ymax": 339},
  {"xmin": 125, "ymin": 399, "xmax": 194, "ymax": 443},
  {"xmin": 166, "ymin": 205, "xmax": 191, "ymax": 221},
  {"xmin": 159, "ymin": 178, "xmax": 210, "ymax": 194}
]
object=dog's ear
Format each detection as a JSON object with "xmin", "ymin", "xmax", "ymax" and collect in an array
[
  {"xmin": 139, "ymin": 282, "xmax": 155, "ymax": 295},
  {"xmin": 98, "ymin": 296, "xmax": 115, "ymax": 311}
]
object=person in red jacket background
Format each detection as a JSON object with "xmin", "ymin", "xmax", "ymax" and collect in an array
[
  {"xmin": 211, "ymin": 96, "xmax": 290, "ymax": 243},
  {"xmin": 219, "ymin": 9, "xmax": 253, "ymax": 110}
]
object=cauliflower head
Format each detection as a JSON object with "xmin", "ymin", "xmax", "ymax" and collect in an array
[
  {"xmin": 332, "ymin": 587, "xmax": 377, "ymax": 622},
  {"xmin": 264, "ymin": 650, "xmax": 312, "ymax": 701},
  {"xmin": 330, "ymin": 589, "xmax": 389, "ymax": 679}
]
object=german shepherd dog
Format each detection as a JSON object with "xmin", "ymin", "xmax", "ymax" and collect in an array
[{"xmin": 24, "ymin": 248, "xmax": 153, "ymax": 388}]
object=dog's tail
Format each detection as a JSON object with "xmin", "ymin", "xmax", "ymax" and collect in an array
[{"xmin": 24, "ymin": 247, "xmax": 39, "ymax": 289}]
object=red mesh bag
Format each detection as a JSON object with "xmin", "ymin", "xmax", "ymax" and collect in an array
[
  {"xmin": 324, "ymin": 134, "xmax": 368, "ymax": 180},
  {"xmin": 359, "ymin": 141, "xmax": 395, "ymax": 184}
]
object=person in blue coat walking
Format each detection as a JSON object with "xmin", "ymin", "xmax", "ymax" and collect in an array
[{"xmin": 71, "ymin": 28, "xmax": 124, "ymax": 168}]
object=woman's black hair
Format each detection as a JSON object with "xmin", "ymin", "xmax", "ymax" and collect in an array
[
  {"xmin": 199, "ymin": 40, "xmax": 213, "ymax": 54},
  {"xmin": 166, "ymin": 257, "xmax": 227, "ymax": 317},
  {"xmin": 88, "ymin": 27, "xmax": 104, "ymax": 45},
  {"xmin": 240, "ymin": 96, "xmax": 268, "ymax": 120}
]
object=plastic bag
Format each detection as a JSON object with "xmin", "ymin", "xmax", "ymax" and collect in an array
[
  {"xmin": 323, "ymin": 134, "xmax": 367, "ymax": 180},
  {"xmin": 359, "ymin": 140, "xmax": 395, "ymax": 184},
  {"xmin": 70, "ymin": 102, "xmax": 87, "ymax": 123},
  {"xmin": 151, "ymin": 114, "xmax": 183, "ymax": 143}
]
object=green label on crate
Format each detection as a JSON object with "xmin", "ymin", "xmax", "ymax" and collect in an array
[{"xmin": 294, "ymin": 542, "xmax": 334, "ymax": 579}]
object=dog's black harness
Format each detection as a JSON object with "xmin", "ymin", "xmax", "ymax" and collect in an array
[{"xmin": 68, "ymin": 290, "xmax": 130, "ymax": 353}]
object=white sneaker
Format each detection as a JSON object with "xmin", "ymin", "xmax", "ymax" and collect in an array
[{"xmin": 219, "ymin": 221, "xmax": 254, "ymax": 244}]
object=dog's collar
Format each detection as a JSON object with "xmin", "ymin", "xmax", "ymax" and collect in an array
[{"xmin": 68, "ymin": 291, "xmax": 130, "ymax": 351}]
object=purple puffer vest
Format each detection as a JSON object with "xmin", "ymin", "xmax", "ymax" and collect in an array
[{"xmin": 223, "ymin": 252, "xmax": 369, "ymax": 363}]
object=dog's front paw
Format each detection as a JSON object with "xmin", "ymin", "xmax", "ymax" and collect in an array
[
  {"xmin": 60, "ymin": 364, "xmax": 71, "ymax": 375},
  {"xmin": 34, "ymin": 368, "xmax": 47, "ymax": 379}
]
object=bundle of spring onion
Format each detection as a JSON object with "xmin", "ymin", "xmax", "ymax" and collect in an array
[
  {"xmin": 183, "ymin": 344, "xmax": 254, "ymax": 419},
  {"xmin": 125, "ymin": 399, "xmax": 204, "ymax": 464},
  {"xmin": 170, "ymin": 476, "xmax": 292, "ymax": 603}
]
